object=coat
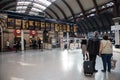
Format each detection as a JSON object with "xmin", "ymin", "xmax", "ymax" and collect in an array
[{"xmin": 87, "ymin": 37, "xmax": 100, "ymax": 55}]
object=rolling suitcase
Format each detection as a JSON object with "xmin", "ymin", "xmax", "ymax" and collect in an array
[{"xmin": 83, "ymin": 60, "xmax": 93, "ymax": 75}]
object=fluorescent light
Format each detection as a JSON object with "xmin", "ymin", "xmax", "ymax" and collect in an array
[
  {"xmin": 33, "ymin": 3, "xmax": 46, "ymax": 10},
  {"xmin": 29, "ymin": 11, "xmax": 38, "ymax": 15},
  {"xmin": 34, "ymin": 0, "xmax": 51, "ymax": 6},
  {"xmin": 31, "ymin": 7, "xmax": 42, "ymax": 12},
  {"xmin": 16, "ymin": 6, "xmax": 27, "ymax": 10},
  {"xmin": 17, "ymin": 1, "xmax": 31, "ymax": 6}
]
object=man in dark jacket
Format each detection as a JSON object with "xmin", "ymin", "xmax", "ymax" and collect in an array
[
  {"xmin": 24, "ymin": 39, "xmax": 26, "ymax": 50},
  {"xmin": 87, "ymin": 31, "xmax": 100, "ymax": 72}
]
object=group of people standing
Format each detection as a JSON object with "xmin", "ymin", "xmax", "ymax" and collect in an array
[
  {"xmin": 30, "ymin": 37, "xmax": 42, "ymax": 49},
  {"xmin": 81, "ymin": 31, "xmax": 113, "ymax": 73},
  {"xmin": 6, "ymin": 39, "xmax": 21, "ymax": 52}
]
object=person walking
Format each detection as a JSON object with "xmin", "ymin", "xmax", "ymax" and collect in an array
[
  {"xmin": 32, "ymin": 38, "xmax": 37, "ymax": 49},
  {"xmin": 87, "ymin": 31, "xmax": 100, "ymax": 72},
  {"xmin": 15, "ymin": 40, "xmax": 20, "ymax": 52},
  {"xmin": 37, "ymin": 37, "xmax": 41, "ymax": 49},
  {"xmin": 99, "ymin": 35, "xmax": 113, "ymax": 73},
  {"xmin": 81, "ymin": 36, "xmax": 88, "ymax": 60},
  {"xmin": 6, "ymin": 39, "xmax": 10, "ymax": 51},
  {"xmin": 24, "ymin": 39, "xmax": 26, "ymax": 50}
]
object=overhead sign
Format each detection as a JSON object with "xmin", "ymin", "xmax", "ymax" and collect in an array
[
  {"xmin": 14, "ymin": 29, "xmax": 21, "ymax": 36},
  {"xmin": 30, "ymin": 30, "xmax": 37, "ymax": 36},
  {"xmin": 111, "ymin": 25, "xmax": 120, "ymax": 30}
]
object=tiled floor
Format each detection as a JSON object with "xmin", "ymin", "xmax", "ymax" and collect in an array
[{"xmin": 0, "ymin": 48, "xmax": 120, "ymax": 80}]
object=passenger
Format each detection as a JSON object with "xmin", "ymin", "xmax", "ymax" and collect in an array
[
  {"xmin": 87, "ymin": 31, "xmax": 100, "ymax": 72},
  {"xmin": 81, "ymin": 36, "xmax": 88, "ymax": 60},
  {"xmin": 37, "ymin": 37, "xmax": 41, "ymax": 49},
  {"xmin": 15, "ymin": 40, "xmax": 20, "ymax": 52},
  {"xmin": 24, "ymin": 39, "xmax": 26, "ymax": 50},
  {"xmin": 6, "ymin": 39, "xmax": 10, "ymax": 51},
  {"xmin": 99, "ymin": 35, "xmax": 113, "ymax": 72},
  {"xmin": 32, "ymin": 38, "xmax": 37, "ymax": 49}
]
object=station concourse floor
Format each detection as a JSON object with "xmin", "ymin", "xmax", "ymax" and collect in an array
[{"xmin": 0, "ymin": 47, "xmax": 120, "ymax": 80}]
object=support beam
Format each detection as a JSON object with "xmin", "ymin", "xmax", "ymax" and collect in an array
[
  {"xmin": 92, "ymin": 0, "xmax": 99, "ymax": 15},
  {"xmin": 0, "ymin": 0, "xmax": 13, "ymax": 5},
  {"xmin": 47, "ymin": 7, "xmax": 60, "ymax": 19},
  {"xmin": 0, "ymin": 0, "xmax": 14, "ymax": 9},
  {"xmin": 1, "ymin": 2, "xmax": 16, "ymax": 10},
  {"xmin": 113, "ymin": 0, "xmax": 119, "ymax": 17},
  {"xmin": 91, "ymin": 17, "xmax": 101, "ymax": 31},
  {"xmin": 62, "ymin": 0, "xmax": 75, "ymax": 22},
  {"xmin": 53, "ymin": 3, "xmax": 67, "ymax": 20},
  {"xmin": 2, "ymin": 5, "xmax": 16, "ymax": 10},
  {"xmin": 80, "ymin": 20, "xmax": 88, "ymax": 33},
  {"xmin": 77, "ymin": 22, "xmax": 86, "ymax": 33},
  {"xmin": 76, "ymin": 0, "xmax": 86, "ymax": 18},
  {"xmin": 76, "ymin": 21, "xmax": 84, "ymax": 33},
  {"xmin": 75, "ymin": 5, "xmax": 114, "ymax": 20},
  {"xmin": 87, "ymin": 18, "xmax": 97, "ymax": 31},
  {"xmin": 44, "ymin": 11, "xmax": 53, "ymax": 18},
  {"xmin": 98, "ymin": 15, "xmax": 108, "ymax": 32}
]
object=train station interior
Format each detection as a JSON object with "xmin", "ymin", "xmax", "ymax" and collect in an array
[{"xmin": 0, "ymin": 0, "xmax": 120, "ymax": 80}]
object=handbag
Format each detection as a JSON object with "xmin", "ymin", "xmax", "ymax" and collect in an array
[
  {"xmin": 111, "ymin": 57, "xmax": 117, "ymax": 69},
  {"xmin": 99, "ymin": 41, "xmax": 108, "ymax": 54}
]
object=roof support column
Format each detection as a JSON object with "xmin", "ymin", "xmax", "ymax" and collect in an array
[
  {"xmin": 76, "ymin": 0, "xmax": 86, "ymax": 18},
  {"xmin": 92, "ymin": 0, "xmax": 99, "ymax": 15},
  {"xmin": 114, "ymin": 0, "xmax": 119, "ymax": 17}
]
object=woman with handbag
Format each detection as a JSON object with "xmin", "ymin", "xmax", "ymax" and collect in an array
[{"xmin": 99, "ymin": 35, "xmax": 113, "ymax": 72}]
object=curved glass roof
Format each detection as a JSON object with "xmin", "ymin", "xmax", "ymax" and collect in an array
[{"xmin": 16, "ymin": 0, "xmax": 56, "ymax": 15}]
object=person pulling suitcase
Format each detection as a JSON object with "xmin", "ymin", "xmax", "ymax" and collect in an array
[{"xmin": 83, "ymin": 54, "xmax": 94, "ymax": 76}]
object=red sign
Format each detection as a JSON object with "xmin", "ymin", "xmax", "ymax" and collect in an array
[
  {"xmin": 14, "ymin": 29, "xmax": 21, "ymax": 36},
  {"xmin": 30, "ymin": 30, "xmax": 37, "ymax": 36}
]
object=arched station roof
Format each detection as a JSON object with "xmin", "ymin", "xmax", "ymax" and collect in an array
[{"xmin": 0, "ymin": 0, "xmax": 120, "ymax": 33}]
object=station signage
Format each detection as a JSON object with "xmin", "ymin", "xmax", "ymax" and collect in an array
[
  {"xmin": 30, "ymin": 30, "xmax": 37, "ymax": 36},
  {"xmin": 14, "ymin": 29, "xmax": 21, "ymax": 36}
]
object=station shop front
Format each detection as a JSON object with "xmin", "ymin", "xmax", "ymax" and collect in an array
[{"xmin": 0, "ymin": 11, "xmax": 77, "ymax": 52}]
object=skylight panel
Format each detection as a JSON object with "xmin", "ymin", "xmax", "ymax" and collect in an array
[
  {"xmin": 16, "ymin": 10, "xmax": 25, "ymax": 13},
  {"xmin": 16, "ymin": 6, "xmax": 27, "ymax": 10},
  {"xmin": 17, "ymin": 1, "xmax": 31, "ymax": 6},
  {"xmin": 31, "ymin": 7, "xmax": 42, "ymax": 12},
  {"xmin": 16, "ymin": 0, "xmax": 57, "ymax": 15},
  {"xmin": 33, "ymin": 3, "xmax": 46, "ymax": 10},
  {"xmin": 34, "ymin": 0, "xmax": 51, "ymax": 6},
  {"xmin": 106, "ymin": 2, "xmax": 114, "ymax": 7},
  {"xmin": 29, "ymin": 11, "xmax": 38, "ymax": 15}
]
